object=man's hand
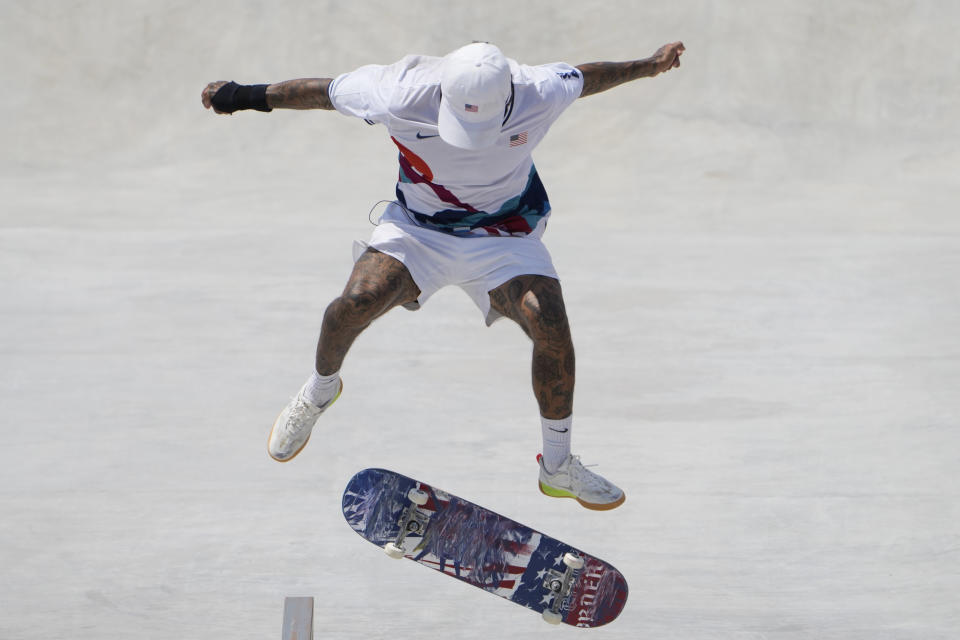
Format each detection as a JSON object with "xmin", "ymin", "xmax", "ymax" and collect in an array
[
  {"xmin": 201, "ymin": 81, "xmax": 231, "ymax": 114},
  {"xmin": 651, "ymin": 41, "xmax": 685, "ymax": 75}
]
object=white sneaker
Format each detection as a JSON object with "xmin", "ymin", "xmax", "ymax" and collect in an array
[
  {"xmin": 268, "ymin": 380, "xmax": 342, "ymax": 462},
  {"xmin": 537, "ymin": 454, "xmax": 625, "ymax": 510}
]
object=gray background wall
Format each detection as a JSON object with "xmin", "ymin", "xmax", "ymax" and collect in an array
[{"xmin": 2, "ymin": 1, "xmax": 958, "ymax": 638}]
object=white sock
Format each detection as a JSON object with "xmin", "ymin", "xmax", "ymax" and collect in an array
[
  {"xmin": 541, "ymin": 415, "xmax": 572, "ymax": 473},
  {"xmin": 302, "ymin": 370, "xmax": 341, "ymax": 407}
]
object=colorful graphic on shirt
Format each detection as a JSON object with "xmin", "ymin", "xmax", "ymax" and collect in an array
[
  {"xmin": 391, "ymin": 136, "xmax": 480, "ymax": 215},
  {"xmin": 396, "ymin": 164, "xmax": 551, "ymax": 237},
  {"xmin": 392, "ymin": 136, "xmax": 435, "ymax": 182}
]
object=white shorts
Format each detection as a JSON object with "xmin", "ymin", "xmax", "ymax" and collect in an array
[{"xmin": 354, "ymin": 202, "xmax": 558, "ymax": 325}]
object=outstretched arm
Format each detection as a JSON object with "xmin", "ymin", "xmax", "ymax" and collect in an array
[
  {"xmin": 201, "ymin": 78, "xmax": 335, "ymax": 113},
  {"xmin": 267, "ymin": 78, "xmax": 335, "ymax": 110},
  {"xmin": 576, "ymin": 42, "xmax": 684, "ymax": 98}
]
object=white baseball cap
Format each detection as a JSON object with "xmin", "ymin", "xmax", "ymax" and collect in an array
[{"xmin": 438, "ymin": 43, "xmax": 512, "ymax": 150}]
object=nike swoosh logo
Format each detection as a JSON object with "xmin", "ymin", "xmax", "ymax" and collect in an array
[
  {"xmin": 416, "ymin": 132, "xmax": 440, "ymax": 139},
  {"xmin": 549, "ymin": 427, "xmax": 569, "ymax": 433}
]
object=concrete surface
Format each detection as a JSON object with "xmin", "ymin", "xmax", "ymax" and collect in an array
[{"xmin": 2, "ymin": 1, "xmax": 958, "ymax": 638}]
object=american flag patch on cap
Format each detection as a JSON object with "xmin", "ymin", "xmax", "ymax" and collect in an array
[
  {"xmin": 464, "ymin": 104, "xmax": 479, "ymax": 112},
  {"xmin": 509, "ymin": 132, "xmax": 528, "ymax": 147}
]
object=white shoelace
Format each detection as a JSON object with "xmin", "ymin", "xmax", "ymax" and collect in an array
[
  {"xmin": 284, "ymin": 397, "xmax": 321, "ymax": 433},
  {"xmin": 568, "ymin": 456, "xmax": 611, "ymax": 491}
]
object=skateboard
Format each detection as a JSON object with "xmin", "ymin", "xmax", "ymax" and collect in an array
[{"xmin": 341, "ymin": 468, "xmax": 628, "ymax": 627}]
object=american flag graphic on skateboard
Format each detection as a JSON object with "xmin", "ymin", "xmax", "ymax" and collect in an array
[{"xmin": 341, "ymin": 468, "xmax": 628, "ymax": 627}]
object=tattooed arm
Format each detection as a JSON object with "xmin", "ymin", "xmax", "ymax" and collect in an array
[
  {"xmin": 576, "ymin": 42, "xmax": 684, "ymax": 98},
  {"xmin": 266, "ymin": 78, "xmax": 335, "ymax": 110},
  {"xmin": 201, "ymin": 78, "xmax": 335, "ymax": 113}
]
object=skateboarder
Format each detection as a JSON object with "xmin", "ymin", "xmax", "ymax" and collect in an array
[{"xmin": 202, "ymin": 41, "xmax": 684, "ymax": 511}]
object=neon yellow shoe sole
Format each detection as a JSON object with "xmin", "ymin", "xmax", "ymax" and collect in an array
[{"xmin": 537, "ymin": 454, "xmax": 626, "ymax": 511}]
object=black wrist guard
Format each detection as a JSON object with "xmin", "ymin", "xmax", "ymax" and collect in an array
[{"xmin": 211, "ymin": 81, "xmax": 272, "ymax": 113}]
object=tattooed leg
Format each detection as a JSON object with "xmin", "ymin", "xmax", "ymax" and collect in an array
[
  {"xmin": 315, "ymin": 248, "xmax": 421, "ymax": 375},
  {"xmin": 489, "ymin": 275, "xmax": 575, "ymax": 419}
]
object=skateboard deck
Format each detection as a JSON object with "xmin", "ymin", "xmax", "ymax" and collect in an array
[{"xmin": 341, "ymin": 468, "xmax": 628, "ymax": 627}]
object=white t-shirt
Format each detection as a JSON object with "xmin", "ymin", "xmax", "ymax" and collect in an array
[{"xmin": 328, "ymin": 55, "xmax": 584, "ymax": 236}]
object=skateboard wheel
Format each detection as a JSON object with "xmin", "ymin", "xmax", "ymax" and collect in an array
[
  {"xmin": 408, "ymin": 488, "xmax": 428, "ymax": 505},
  {"xmin": 542, "ymin": 609, "xmax": 562, "ymax": 625},
  {"xmin": 384, "ymin": 543, "xmax": 405, "ymax": 559},
  {"xmin": 563, "ymin": 552, "xmax": 584, "ymax": 570}
]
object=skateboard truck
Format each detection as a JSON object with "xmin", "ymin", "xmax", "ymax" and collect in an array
[
  {"xmin": 384, "ymin": 487, "xmax": 430, "ymax": 558},
  {"xmin": 541, "ymin": 552, "xmax": 585, "ymax": 624}
]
